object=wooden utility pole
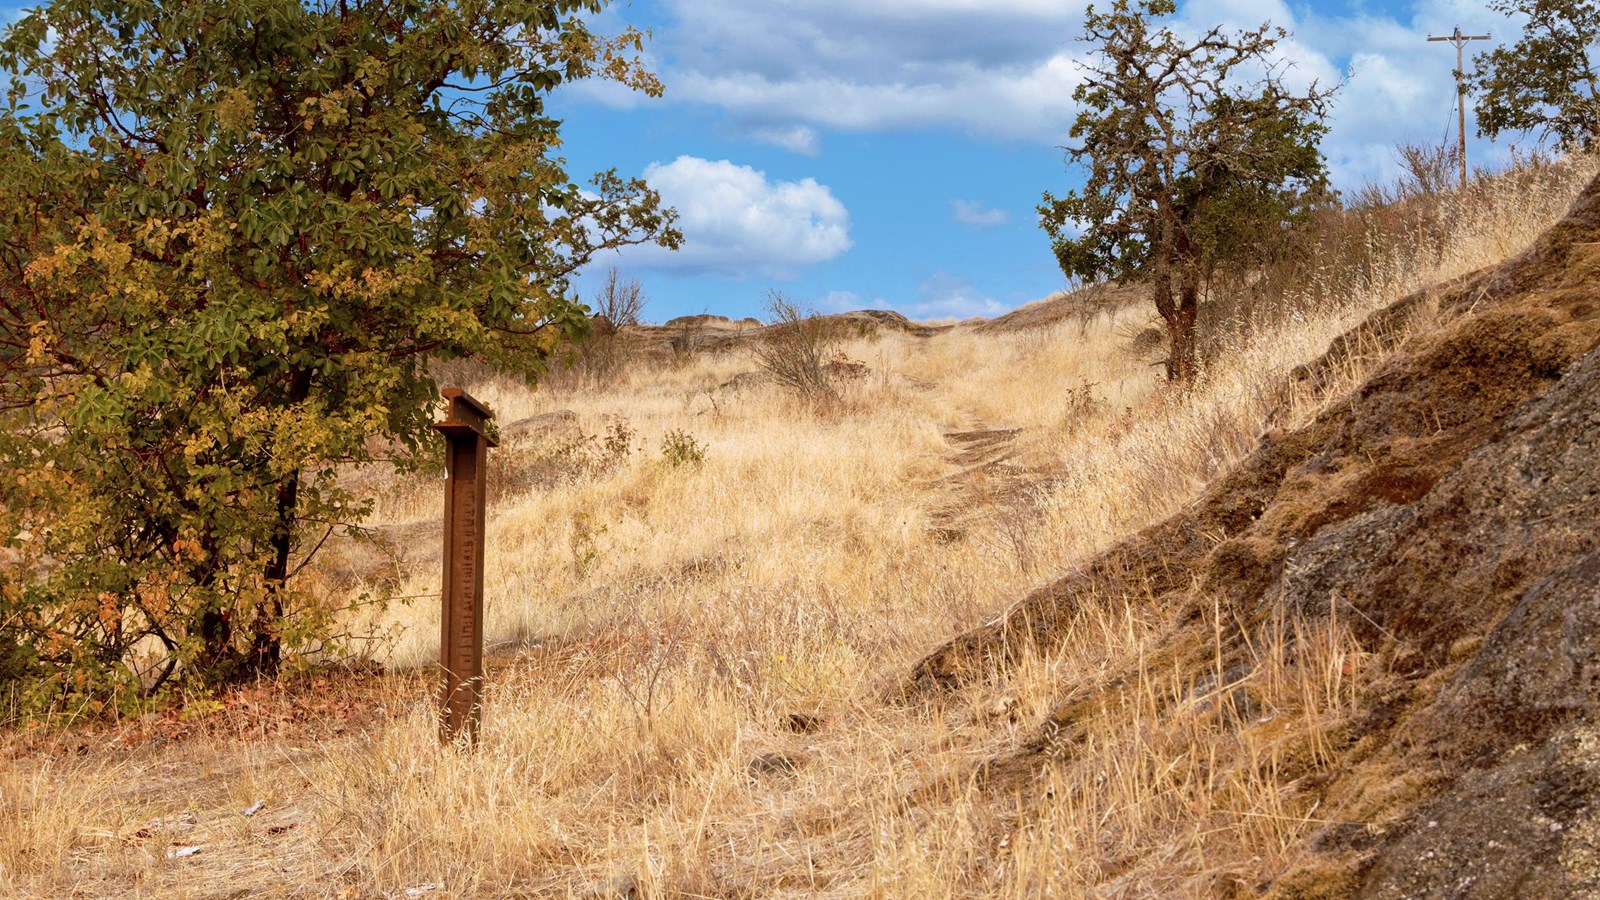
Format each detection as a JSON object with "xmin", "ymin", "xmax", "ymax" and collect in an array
[
  {"xmin": 1428, "ymin": 25, "xmax": 1492, "ymax": 191},
  {"xmin": 433, "ymin": 388, "xmax": 497, "ymax": 746}
]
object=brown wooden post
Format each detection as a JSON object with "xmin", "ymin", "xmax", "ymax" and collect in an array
[{"xmin": 433, "ymin": 388, "xmax": 497, "ymax": 746}]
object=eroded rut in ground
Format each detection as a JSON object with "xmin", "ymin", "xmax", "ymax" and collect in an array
[{"xmin": 926, "ymin": 425, "xmax": 1042, "ymax": 546}]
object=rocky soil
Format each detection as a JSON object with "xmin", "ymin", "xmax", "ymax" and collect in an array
[{"xmin": 911, "ymin": 175, "xmax": 1600, "ymax": 898}]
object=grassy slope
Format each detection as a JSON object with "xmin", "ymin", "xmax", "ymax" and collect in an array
[{"xmin": 2, "ymin": 158, "xmax": 1594, "ymax": 898}]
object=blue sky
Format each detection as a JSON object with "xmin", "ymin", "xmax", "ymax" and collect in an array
[
  {"xmin": 550, "ymin": 0, "xmax": 1523, "ymax": 321},
  {"xmin": 4, "ymin": 0, "xmax": 1524, "ymax": 321}
]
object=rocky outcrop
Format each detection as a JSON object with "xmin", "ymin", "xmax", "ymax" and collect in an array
[{"xmin": 907, "ymin": 175, "xmax": 1600, "ymax": 897}]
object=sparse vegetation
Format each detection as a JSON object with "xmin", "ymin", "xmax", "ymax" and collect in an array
[
  {"xmin": 659, "ymin": 428, "xmax": 707, "ymax": 468},
  {"xmin": 753, "ymin": 290, "xmax": 849, "ymax": 403},
  {"xmin": 568, "ymin": 512, "xmax": 609, "ymax": 579},
  {"xmin": 1395, "ymin": 141, "xmax": 1462, "ymax": 197},
  {"xmin": 7, "ymin": 0, "xmax": 1600, "ymax": 893},
  {"xmin": 574, "ymin": 268, "xmax": 651, "ymax": 385},
  {"xmin": 488, "ymin": 418, "xmax": 638, "ymax": 503},
  {"xmin": 3, "ymin": 153, "xmax": 1592, "ymax": 898}
]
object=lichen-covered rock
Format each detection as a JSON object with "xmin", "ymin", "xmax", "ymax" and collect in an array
[{"xmin": 1359, "ymin": 722, "xmax": 1600, "ymax": 899}]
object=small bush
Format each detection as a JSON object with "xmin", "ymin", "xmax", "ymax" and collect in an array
[
  {"xmin": 574, "ymin": 268, "xmax": 649, "ymax": 385},
  {"xmin": 754, "ymin": 290, "xmax": 846, "ymax": 403},
  {"xmin": 660, "ymin": 428, "xmax": 707, "ymax": 468},
  {"xmin": 1396, "ymin": 141, "xmax": 1459, "ymax": 198},
  {"xmin": 569, "ymin": 512, "xmax": 608, "ymax": 579},
  {"xmin": 489, "ymin": 419, "xmax": 637, "ymax": 501},
  {"xmin": 668, "ymin": 314, "xmax": 711, "ymax": 366}
]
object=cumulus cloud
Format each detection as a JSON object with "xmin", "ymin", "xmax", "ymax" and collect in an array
[
  {"xmin": 953, "ymin": 200, "xmax": 1009, "ymax": 228},
  {"xmin": 566, "ymin": 0, "xmax": 1090, "ymax": 143},
  {"xmin": 666, "ymin": 51, "xmax": 1088, "ymax": 144},
  {"xmin": 626, "ymin": 156, "xmax": 851, "ymax": 278},
  {"xmin": 579, "ymin": 0, "xmax": 1521, "ymax": 189}
]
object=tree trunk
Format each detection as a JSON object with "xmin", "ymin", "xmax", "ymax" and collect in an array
[
  {"xmin": 195, "ymin": 606, "xmax": 234, "ymax": 675},
  {"xmin": 188, "ymin": 552, "xmax": 241, "ymax": 682},
  {"xmin": 1165, "ymin": 269, "xmax": 1201, "ymax": 384},
  {"xmin": 248, "ymin": 468, "xmax": 298, "ymax": 676},
  {"xmin": 248, "ymin": 367, "xmax": 312, "ymax": 677},
  {"xmin": 1152, "ymin": 267, "xmax": 1200, "ymax": 384}
]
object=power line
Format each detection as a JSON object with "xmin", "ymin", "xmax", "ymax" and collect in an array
[{"xmin": 1427, "ymin": 25, "xmax": 1492, "ymax": 190}]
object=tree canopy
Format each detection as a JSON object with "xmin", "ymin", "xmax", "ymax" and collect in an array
[
  {"xmin": 0, "ymin": 0, "xmax": 679, "ymax": 711},
  {"xmin": 1039, "ymin": 0, "xmax": 1334, "ymax": 383},
  {"xmin": 1474, "ymin": 0, "xmax": 1600, "ymax": 150}
]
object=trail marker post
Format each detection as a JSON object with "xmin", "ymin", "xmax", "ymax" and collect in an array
[{"xmin": 433, "ymin": 388, "xmax": 497, "ymax": 746}]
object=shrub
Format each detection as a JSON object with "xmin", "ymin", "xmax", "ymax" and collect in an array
[
  {"xmin": 568, "ymin": 513, "xmax": 608, "ymax": 579},
  {"xmin": 660, "ymin": 429, "xmax": 707, "ymax": 468},
  {"xmin": 753, "ymin": 290, "xmax": 846, "ymax": 403},
  {"xmin": 0, "ymin": 0, "xmax": 678, "ymax": 710},
  {"xmin": 490, "ymin": 419, "xmax": 638, "ymax": 501},
  {"xmin": 576, "ymin": 268, "xmax": 649, "ymax": 385}
]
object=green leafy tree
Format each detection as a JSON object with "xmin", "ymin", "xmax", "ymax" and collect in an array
[
  {"xmin": 0, "ymin": 0, "xmax": 679, "ymax": 710},
  {"xmin": 1039, "ymin": 0, "xmax": 1334, "ymax": 383},
  {"xmin": 1474, "ymin": 0, "xmax": 1600, "ymax": 149}
]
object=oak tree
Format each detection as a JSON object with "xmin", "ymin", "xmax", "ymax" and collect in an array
[
  {"xmin": 0, "ymin": 0, "xmax": 679, "ymax": 709},
  {"xmin": 1039, "ymin": 0, "xmax": 1334, "ymax": 383},
  {"xmin": 1474, "ymin": 0, "xmax": 1600, "ymax": 149}
]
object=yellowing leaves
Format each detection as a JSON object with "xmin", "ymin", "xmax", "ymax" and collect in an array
[
  {"xmin": 23, "ymin": 243, "xmax": 73, "ymax": 283},
  {"xmin": 24, "ymin": 320, "xmax": 54, "ymax": 366},
  {"xmin": 299, "ymin": 92, "xmax": 355, "ymax": 129},
  {"xmin": 304, "ymin": 267, "xmax": 362, "ymax": 300},
  {"xmin": 89, "ymin": 239, "xmax": 132, "ymax": 273},
  {"xmin": 0, "ymin": 0, "xmax": 681, "ymax": 712},
  {"xmin": 96, "ymin": 593, "xmax": 121, "ymax": 631},
  {"xmin": 215, "ymin": 87, "xmax": 255, "ymax": 133},
  {"xmin": 352, "ymin": 55, "xmax": 390, "ymax": 90}
]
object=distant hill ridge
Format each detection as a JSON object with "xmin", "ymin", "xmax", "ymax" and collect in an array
[{"xmin": 636, "ymin": 287, "xmax": 1139, "ymax": 338}]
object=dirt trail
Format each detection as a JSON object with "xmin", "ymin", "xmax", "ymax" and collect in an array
[{"xmin": 925, "ymin": 425, "xmax": 1037, "ymax": 544}]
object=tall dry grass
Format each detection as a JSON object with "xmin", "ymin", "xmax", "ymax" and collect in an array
[{"xmin": 3, "ymin": 156, "xmax": 1594, "ymax": 898}]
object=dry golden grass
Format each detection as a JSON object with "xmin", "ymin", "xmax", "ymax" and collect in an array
[{"xmin": 3, "ymin": 158, "xmax": 1594, "ymax": 898}]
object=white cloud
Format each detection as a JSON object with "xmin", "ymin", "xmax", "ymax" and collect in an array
[
  {"xmin": 626, "ymin": 156, "xmax": 852, "ymax": 278},
  {"xmin": 906, "ymin": 272, "xmax": 1011, "ymax": 320},
  {"xmin": 810, "ymin": 279, "xmax": 1012, "ymax": 320},
  {"xmin": 667, "ymin": 53, "xmax": 1088, "ymax": 144},
  {"xmin": 817, "ymin": 289, "xmax": 870, "ymax": 312},
  {"xmin": 567, "ymin": 0, "xmax": 1091, "ymax": 144},
  {"xmin": 1233, "ymin": 2, "xmax": 1514, "ymax": 186},
  {"xmin": 953, "ymin": 199, "xmax": 1009, "ymax": 228},
  {"xmin": 749, "ymin": 124, "xmax": 821, "ymax": 155},
  {"xmin": 582, "ymin": 0, "xmax": 1528, "ymax": 190}
]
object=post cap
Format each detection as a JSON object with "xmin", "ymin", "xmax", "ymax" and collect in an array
[{"xmin": 433, "ymin": 388, "xmax": 498, "ymax": 446}]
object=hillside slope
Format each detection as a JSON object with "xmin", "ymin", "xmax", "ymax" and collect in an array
[
  {"xmin": 910, "ymin": 176, "xmax": 1600, "ymax": 896},
  {"xmin": 7, "ymin": 162, "xmax": 1597, "ymax": 899}
]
